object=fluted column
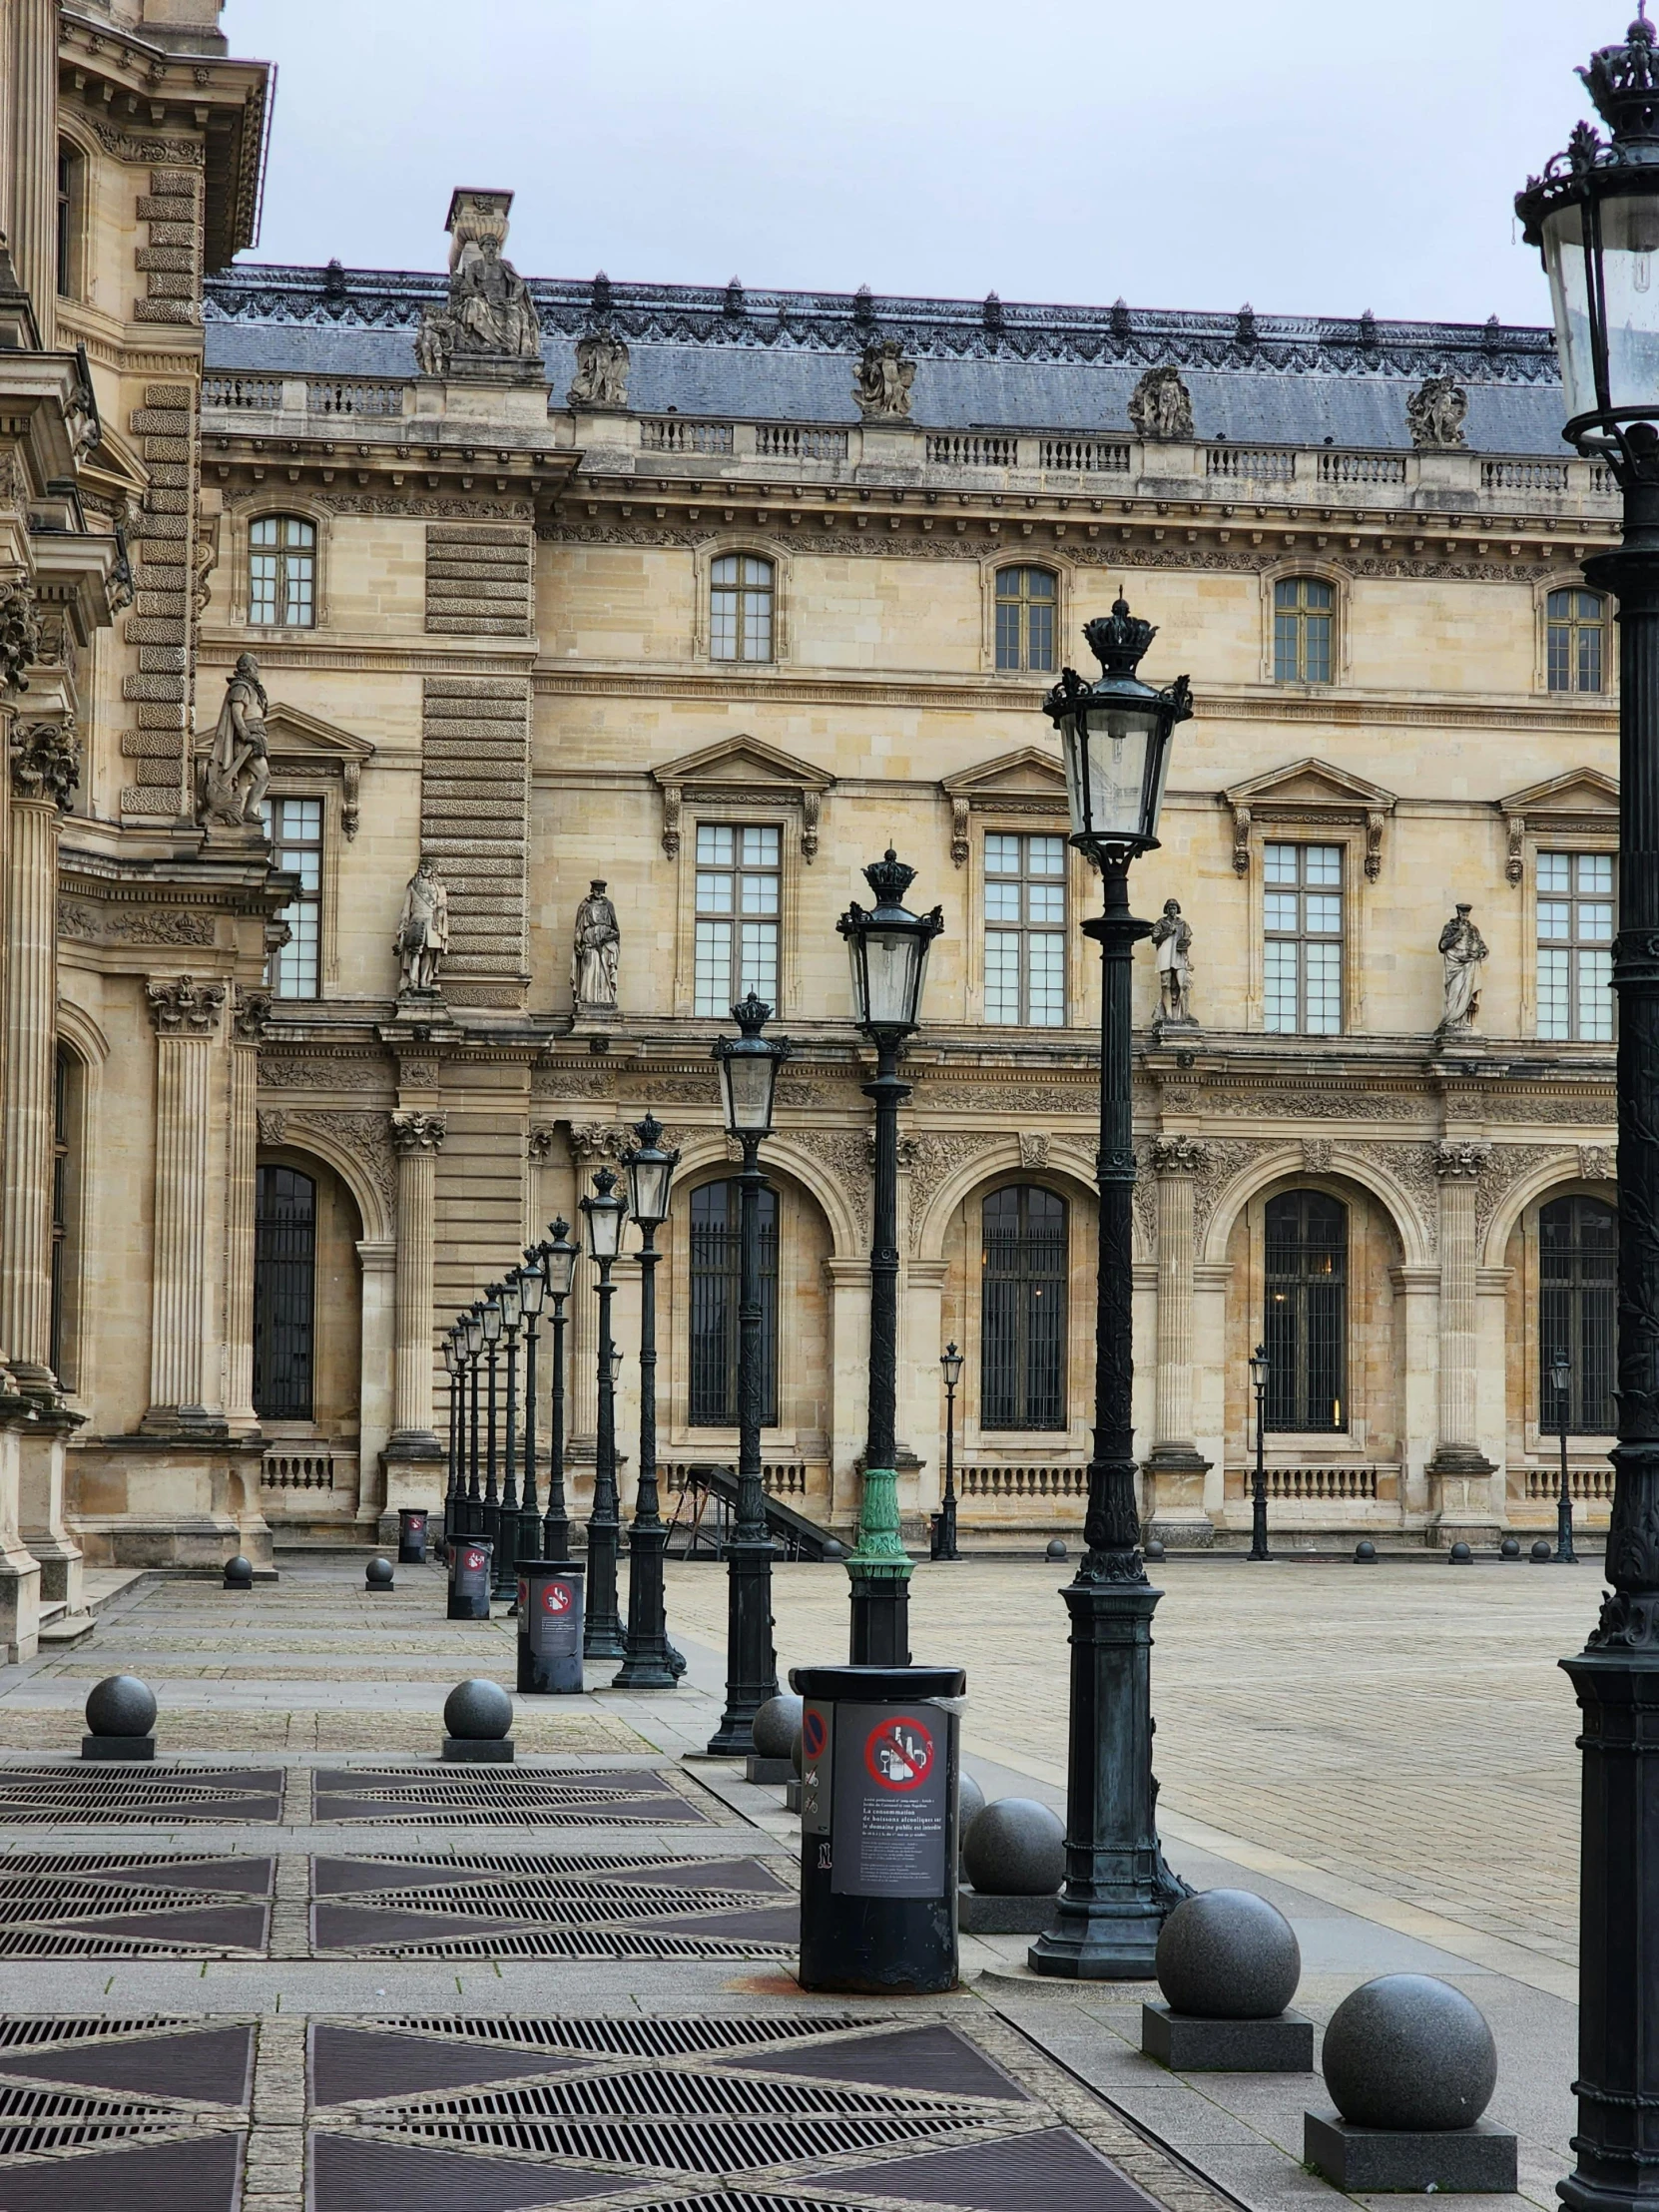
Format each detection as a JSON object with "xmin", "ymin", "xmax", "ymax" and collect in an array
[
  {"xmin": 224, "ymin": 988, "xmax": 268, "ymax": 1434},
  {"xmin": 144, "ymin": 976, "xmax": 226, "ymax": 1429},
  {"xmin": 1, "ymin": 722, "xmax": 77, "ymax": 1392},
  {"xmin": 8, "ymin": 0, "xmax": 56, "ymax": 349},
  {"xmin": 1427, "ymin": 1138, "xmax": 1498, "ymax": 1541},
  {"xmin": 389, "ymin": 1110, "xmax": 446, "ymax": 1448},
  {"xmin": 1141, "ymin": 1135, "xmax": 1213, "ymax": 1544}
]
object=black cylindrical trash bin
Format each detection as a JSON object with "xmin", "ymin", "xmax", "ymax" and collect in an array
[
  {"xmin": 397, "ymin": 1508, "xmax": 429, "ymax": 1565},
  {"xmin": 795, "ymin": 1662, "xmax": 965, "ymax": 1994},
  {"xmin": 447, "ymin": 1538, "xmax": 493, "ymax": 1621},
  {"xmin": 517, "ymin": 1561, "xmax": 586, "ymax": 1693}
]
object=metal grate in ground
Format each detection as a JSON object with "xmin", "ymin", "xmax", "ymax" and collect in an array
[
  {"xmin": 0, "ymin": 1768, "xmax": 282, "ymax": 1825},
  {"xmin": 0, "ymin": 1857, "xmax": 272, "ymax": 1957},
  {"xmin": 310, "ymin": 1767, "xmax": 710, "ymax": 1827}
]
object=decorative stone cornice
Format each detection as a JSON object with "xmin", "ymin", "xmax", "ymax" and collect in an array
[
  {"xmin": 390, "ymin": 1110, "xmax": 447, "ymax": 1154},
  {"xmin": 0, "ymin": 581, "xmax": 41, "ymax": 695},
  {"xmin": 1435, "ymin": 1139, "xmax": 1491, "ymax": 1180},
  {"xmin": 9, "ymin": 720, "xmax": 80, "ymax": 811},
  {"xmin": 147, "ymin": 975, "xmax": 227, "ymax": 1035}
]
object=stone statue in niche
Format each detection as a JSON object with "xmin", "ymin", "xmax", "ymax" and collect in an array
[
  {"xmin": 394, "ymin": 855, "xmax": 449, "ymax": 995},
  {"xmin": 201, "ymin": 653, "xmax": 270, "ymax": 827},
  {"xmin": 567, "ymin": 332, "xmax": 630, "ymax": 410},
  {"xmin": 572, "ymin": 878, "xmax": 621, "ymax": 1009},
  {"xmin": 1406, "ymin": 372, "xmax": 1469, "ymax": 449},
  {"xmin": 1151, "ymin": 897, "xmax": 1196, "ymax": 1024},
  {"xmin": 1437, "ymin": 902, "xmax": 1488, "ymax": 1033},
  {"xmin": 852, "ymin": 338, "xmax": 915, "ymax": 421},
  {"xmin": 1128, "ymin": 364, "xmax": 1195, "ymax": 442},
  {"xmin": 415, "ymin": 189, "xmax": 543, "ymax": 375}
]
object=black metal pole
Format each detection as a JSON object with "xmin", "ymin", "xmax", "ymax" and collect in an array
[
  {"xmin": 709, "ymin": 1131, "xmax": 781, "ymax": 1753},
  {"xmin": 1249, "ymin": 1364, "xmax": 1272, "ymax": 1562},
  {"xmin": 544, "ymin": 1295, "xmax": 572, "ymax": 1564},
  {"xmin": 495, "ymin": 1327, "xmax": 520, "ymax": 1600},
  {"xmin": 1558, "ymin": 1376, "xmax": 1577, "ymax": 1567},
  {"xmin": 847, "ymin": 1038, "xmax": 912, "ymax": 1665},
  {"xmin": 520, "ymin": 1313, "xmax": 540, "ymax": 1567},
  {"xmin": 585, "ymin": 1261, "xmax": 625, "ymax": 1658},
  {"xmin": 443, "ymin": 1367, "xmax": 459, "ymax": 1558},
  {"xmin": 939, "ymin": 1375, "xmax": 958, "ymax": 1561},
  {"xmin": 466, "ymin": 1349, "xmax": 482, "ymax": 1534},
  {"xmin": 616, "ymin": 1222, "xmax": 676, "ymax": 1687},
  {"xmin": 1030, "ymin": 851, "xmax": 1186, "ymax": 1980},
  {"xmin": 482, "ymin": 1342, "xmax": 501, "ymax": 1575}
]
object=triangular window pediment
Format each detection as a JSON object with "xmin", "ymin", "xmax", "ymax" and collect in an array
[
  {"xmin": 651, "ymin": 734, "xmax": 831, "ymax": 861},
  {"xmin": 941, "ymin": 746, "xmax": 1069, "ymax": 865},
  {"xmin": 1224, "ymin": 757, "xmax": 1397, "ymax": 881},
  {"xmin": 1499, "ymin": 768, "xmax": 1618, "ymax": 883}
]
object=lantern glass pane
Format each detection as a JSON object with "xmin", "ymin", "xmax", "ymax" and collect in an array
[
  {"xmin": 545, "ymin": 1242, "xmax": 577, "ymax": 1299},
  {"xmin": 465, "ymin": 1315, "xmax": 483, "ymax": 1355},
  {"xmin": 627, "ymin": 1154, "xmax": 674, "ymax": 1226},
  {"xmin": 517, "ymin": 1261, "xmax": 545, "ymax": 1316},
  {"xmin": 721, "ymin": 1050, "xmax": 777, "ymax": 1133},
  {"xmin": 1544, "ymin": 191, "xmax": 1659, "ymax": 421},
  {"xmin": 585, "ymin": 1199, "xmax": 625, "ymax": 1261},
  {"xmin": 861, "ymin": 926, "xmax": 925, "ymax": 1029},
  {"xmin": 481, "ymin": 1300, "xmax": 502, "ymax": 1343},
  {"xmin": 1066, "ymin": 701, "xmax": 1162, "ymax": 844},
  {"xmin": 500, "ymin": 1278, "xmax": 522, "ymax": 1328}
]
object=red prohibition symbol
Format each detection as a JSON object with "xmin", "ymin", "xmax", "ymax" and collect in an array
[
  {"xmin": 864, "ymin": 1716, "xmax": 934, "ymax": 1793},
  {"xmin": 464, "ymin": 1548, "xmax": 486, "ymax": 1572},
  {"xmin": 543, "ymin": 1581, "xmax": 575, "ymax": 1615},
  {"xmin": 802, "ymin": 1709, "xmax": 827, "ymax": 1761}
]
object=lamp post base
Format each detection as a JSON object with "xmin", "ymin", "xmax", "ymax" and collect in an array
[
  {"xmin": 583, "ymin": 1524, "xmax": 626, "ymax": 1660},
  {"xmin": 706, "ymin": 1534, "xmax": 780, "ymax": 1756},
  {"xmin": 614, "ymin": 1524, "xmax": 677, "ymax": 1690},
  {"xmin": 846, "ymin": 1463, "xmax": 912, "ymax": 1665}
]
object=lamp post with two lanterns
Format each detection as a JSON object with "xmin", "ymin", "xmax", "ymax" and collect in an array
[
  {"xmin": 580, "ymin": 1168, "xmax": 629, "ymax": 1660},
  {"xmin": 1027, "ymin": 595, "xmax": 1193, "ymax": 1981},
  {"xmin": 616, "ymin": 1114, "xmax": 682, "ymax": 1690}
]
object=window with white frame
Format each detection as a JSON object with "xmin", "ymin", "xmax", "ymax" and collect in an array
[
  {"xmin": 694, "ymin": 824, "xmax": 781, "ymax": 1016},
  {"xmin": 984, "ymin": 831, "xmax": 1066, "ymax": 1024},
  {"xmin": 1273, "ymin": 576, "xmax": 1334, "ymax": 684},
  {"xmin": 709, "ymin": 554, "xmax": 774, "ymax": 662},
  {"xmin": 994, "ymin": 566, "xmax": 1057, "ymax": 672},
  {"xmin": 262, "ymin": 797, "xmax": 322, "ymax": 998},
  {"xmin": 1264, "ymin": 841, "xmax": 1343, "ymax": 1034},
  {"xmin": 250, "ymin": 516, "xmax": 316, "ymax": 628},
  {"xmin": 1538, "ymin": 850, "xmax": 1614, "ymax": 1041},
  {"xmin": 1546, "ymin": 588, "xmax": 1609, "ymax": 694}
]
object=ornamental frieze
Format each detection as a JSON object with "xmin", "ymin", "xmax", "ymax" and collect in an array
[
  {"xmin": 258, "ymin": 1057, "xmax": 389, "ymax": 1092},
  {"xmin": 58, "ymin": 897, "xmax": 215, "ymax": 947}
]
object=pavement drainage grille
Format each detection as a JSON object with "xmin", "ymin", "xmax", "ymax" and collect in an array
[
  {"xmin": 379, "ymin": 2018, "xmax": 851, "ymax": 2059},
  {"xmin": 0, "ymin": 1769, "xmax": 282, "ymax": 1825},
  {"xmin": 349, "ymin": 1930, "xmax": 798, "ymax": 1961},
  {"xmin": 366, "ymin": 2112, "xmax": 995, "ymax": 2168},
  {"xmin": 371, "ymin": 2077, "xmax": 998, "ymax": 2123},
  {"xmin": 0, "ymin": 1859, "xmax": 272, "ymax": 1957},
  {"xmin": 0, "ymin": 2019, "xmax": 193, "ymax": 2049},
  {"xmin": 311, "ymin": 1769, "xmax": 709, "ymax": 1827}
]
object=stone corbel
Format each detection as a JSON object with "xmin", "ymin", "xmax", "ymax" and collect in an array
[
  {"xmin": 147, "ymin": 975, "xmax": 226, "ymax": 1034},
  {"xmin": 951, "ymin": 798, "xmax": 971, "ymax": 869},
  {"xmin": 0, "ymin": 579, "xmax": 41, "ymax": 695},
  {"xmin": 342, "ymin": 762, "xmax": 360, "ymax": 841},
  {"xmin": 1505, "ymin": 814, "xmax": 1525, "ymax": 886},
  {"xmin": 802, "ymin": 789, "xmax": 822, "ymax": 863},
  {"xmin": 1366, "ymin": 810, "xmax": 1385, "ymax": 882},
  {"xmin": 1231, "ymin": 804, "xmax": 1252, "ymax": 875},
  {"xmin": 9, "ymin": 719, "xmax": 80, "ymax": 811},
  {"xmin": 660, "ymin": 783, "xmax": 683, "ymax": 859}
]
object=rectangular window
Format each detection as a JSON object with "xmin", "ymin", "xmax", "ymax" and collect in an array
[
  {"xmin": 1537, "ymin": 850, "xmax": 1614, "ymax": 1042},
  {"xmin": 1546, "ymin": 588, "xmax": 1607, "ymax": 695},
  {"xmin": 694, "ymin": 823, "xmax": 781, "ymax": 1017},
  {"xmin": 983, "ymin": 831, "xmax": 1066, "ymax": 1024},
  {"xmin": 1263, "ymin": 841, "xmax": 1343, "ymax": 1035},
  {"xmin": 689, "ymin": 1180, "xmax": 779, "ymax": 1425},
  {"xmin": 994, "ymin": 567, "xmax": 1057, "ymax": 673},
  {"xmin": 250, "ymin": 516, "xmax": 316, "ymax": 628},
  {"xmin": 262, "ymin": 797, "xmax": 323, "ymax": 998},
  {"xmin": 710, "ymin": 554, "xmax": 774, "ymax": 663},
  {"xmin": 1273, "ymin": 577, "xmax": 1335, "ymax": 684}
]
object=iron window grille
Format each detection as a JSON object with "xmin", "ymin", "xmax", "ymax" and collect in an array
[
  {"xmin": 994, "ymin": 566, "xmax": 1057, "ymax": 672},
  {"xmin": 254, "ymin": 1165, "xmax": 316, "ymax": 1421},
  {"xmin": 1538, "ymin": 850, "xmax": 1614, "ymax": 1041},
  {"xmin": 1546, "ymin": 587, "xmax": 1608, "ymax": 694},
  {"xmin": 1273, "ymin": 576, "xmax": 1334, "ymax": 683},
  {"xmin": 1540, "ymin": 1194, "xmax": 1617, "ymax": 1433},
  {"xmin": 249, "ymin": 515, "xmax": 315, "ymax": 628},
  {"xmin": 980, "ymin": 1185, "xmax": 1068, "ymax": 1430},
  {"xmin": 710, "ymin": 554, "xmax": 774, "ymax": 662},
  {"xmin": 261, "ymin": 797, "xmax": 323, "ymax": 998},
  {"xmin": 1264, "ymin": 840, "xmax": 1343, "ymax": 1035},
  {"xmin": 694, "ymin": 824, "xmax": 780, "ymax": 1016},
  {"xmin": 1263, "ymin": 1190, "xmax": 1348, "ymax": 1432},
  {"xmin": 984, "ymin": 831, "xmax": 1066, "ymax": 1025},
  {"xmin": 688, "ymin": 1179, "xmax": 778, "ymax": 1426}
]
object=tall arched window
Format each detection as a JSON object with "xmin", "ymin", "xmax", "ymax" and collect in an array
[
  {"xmin": 980, "ymin": 1186, "xmax": 1067, "ymax": 1429},
  {"xmin": 57, "ymin": 142, "xmax": 85, "ymax": 298},
  {"xmin": 709, "ymin": 554, "xmax": 774, "ymax": 662},
  {"xmin": 1547, "ymin": 587, "xmax": 1608, "ymax": 694},
  {"xmin": 1264, "ymin": 1190, "xmax": 1347, "ymax": 1431},
  {"xmin": 994, "ymin": 566, "xmax": 1057, "ymax": 672},
  {"xmin": 249, "ymin": 516, "xmax": 315, "ymax": 628},
  {"xmin": 254, "ymin": 1165, "xmax": 316, "ymax": 1419},
  {"xmin": 49, "ymin": 1045, "xmax": 78, "ymax": 1388},
  {"xmin": 689, "ymin": 1179, "xmax": 778, "ymax": 1424},
  {"xmin": 1540, "ymin": 1194, "xmax": 1616, "ymax": 1431},
  {"xmin": 1273, "ymin": 576, "xmax": 1334, "ymax": 684}
]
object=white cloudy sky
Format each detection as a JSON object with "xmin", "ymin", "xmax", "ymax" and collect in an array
[{"xmin": 222, "ymin": 0, "xmax": 1620, "ymax": 325}]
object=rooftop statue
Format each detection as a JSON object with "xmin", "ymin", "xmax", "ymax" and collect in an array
[{"xmin": 415, "ymin": 189, "xmax": 543, "ymax": 376}]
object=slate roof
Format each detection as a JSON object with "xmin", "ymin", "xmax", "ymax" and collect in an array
[{"xmin": 204, "ymin": 267, "xmax": 1572, "ymax": 456}]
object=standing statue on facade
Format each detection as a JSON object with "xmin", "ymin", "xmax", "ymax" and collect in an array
[
  {"xmin": 394, "ymin": 855, "xmax": 449, "ymax": 995},
  {"xmin": 201, "ymin": 653, "xmax": 270, "ymax": 827},
  {"xmin": 1151, "ymin": 897, "xmax": 1196, "ymax": 1024},
  {"xmin": 1437, "ymin": 902, "xmax": 1488, "ymax": 1033},
  {"xmin": 572, "ymin": 878, "xmax": 621, "ymax": 1009}
]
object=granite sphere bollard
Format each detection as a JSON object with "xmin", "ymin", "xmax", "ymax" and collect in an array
[
  {"xmin": 1044, "ymin": 1536, "xmax": 1067, "ymax": 1562},
  {"xmin": 223, "ymin": 1554, "xmax": 254, "ymax": 1590},
  {"xmin": 1500, "ymin": 1534, "xmax": 1521, "ymax": 1559},
  {"xmin": 1354, "ymin": 1539, "xmax": 1378, "ymax": 1564},
  {"xmin": 753, "ymin": 1693, "xmax": 804, "ymax": 1762},
  {"xmin": 83, "ymin": 1674, "xmax": 157, "ymax": 1762},
  {"xmin": 1322, "ymin": 1974, "xmax": 1497, "ymax": 2130},
  {"xmin": 442, "ymin": 1678, "xmax": 514, "ymax": 1763},
  {"xmin": 1144, "ymin": 1536, "xmax": 1167, "ymax": 1563},
  {"xmin": 962, "ymin": 1797, "xmax": 1065, "ymax": 1898},
  {"xmin": 1531, "ymin": 1537, "xmax": 1554, "ymax": 1562},
  {"xmin": 1448, "ymin": 1540, "xmax": 1473, "ymax": 1564},
  {"xmin": 958, "ymin": 1768, "xmax": 986, "ymax": 1863},
  {"xmin": 364, "ymin": 1556, "xmax": 394, "ymax": 1590},
  {"xmin": 1156, "ymin": 1890, "xmax": 1302, "ymax": 2018}
]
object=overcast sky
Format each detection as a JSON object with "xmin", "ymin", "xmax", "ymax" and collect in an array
[{"xmin": 222, "ymin": 0, "xmax": 1622, "ymax": 326}]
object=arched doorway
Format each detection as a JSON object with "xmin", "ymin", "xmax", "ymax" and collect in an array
[{"xmin": 254, "ymin": 1150, "xmax": 363, "ymax": 1526}]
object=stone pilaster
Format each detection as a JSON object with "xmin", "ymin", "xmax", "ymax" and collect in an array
[
  {"xmin": 225, "ymin": 988, "xmax": 268, "ymax": 1435},
  {"xmin": 8, "ymin": 1, "xmax": 57, "ymax": 350},
  {"xmin": 388, "ymin": 1111, "xmax": 445, "ymax": 1448},
  {"xmin": 143, "ymin": 975, "xmax": 227, "ymax": 1430},
  {"xmin": 1427, "ymin": 1139, "xmax": 1500, "ymax": 1544},
  {"xmin": 1141, "ymin": 1136, "xmax": 1214, "ymax": 1546}
]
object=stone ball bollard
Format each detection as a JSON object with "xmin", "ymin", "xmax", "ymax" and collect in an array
[
  {"xmin": 86, "ymin": 1675, "xmax": 158, "ymax": 1738},
  {"xmin": 1322, "ymin": 1973, "xmax": 1497, "ymax": 2131},
  {"xmin": 223, "ymin": 1555, "xmax": 254, "ymax": 1590},
  {"xmin": 1144, "ymin": 1537, "xmax": 1167, "ymax": 1563},
  {"xmin": 962, "ymin": 1797, "xmax": 1065, "ymax": 1898},
  {"xmin": 442, "ymin": 1678, "xmax": 514, "ymax": 1762},
  {"xmin": 1155, "ymin": 1888, "xmax": 1302, "ymax": 2019},
  {"xmin": 364, "ymin": 1556, "xmax": 394, "ymax": 1591},
  {"xmin": 821, "ymin": 1538, "xmax": 845, "ymax": 1562},
  {"xmin": 958, "ymin": 1768, "xmax": 986, "ymax": 1863},
  {"xmin": 1531, "ymin": 1537, "xmax": 1554, "ymax": 1562},
  {"xmin": 1044, "ymin": 1536, "xmax": 1067, "ymax": 1562},
  {"xmin": 1448, "ymin": 1540, "xmax": 1473, "ymax": 1564},
  {"xmin": 1500, "ymin": 1534, "xmax": 1521, "ymax": 1559},
  {"xmin": 1354, "ymin": 1539, "xmax": 1378, "ymax": 1564},
  {"xmin": 752, "ymin": 1693, "xmax": 804, "ymax": 1763}
]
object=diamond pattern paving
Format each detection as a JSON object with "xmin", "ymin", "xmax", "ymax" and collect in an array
[
  {"xmin": 0, "ymin": 1854, "xmax": 273, "ymax": 1955},
  {"xmin": 310, "ymin": 1766, "xmax": 712, "ymax": 1826},
  {"xmin": 0, "ymin": 1766, "xmax": 283, "ymax": 1823}
]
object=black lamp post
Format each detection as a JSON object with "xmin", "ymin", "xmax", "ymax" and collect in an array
[
  {"xmin": 581, "ymin": 1167, "xmax": 628, "ymax": 1659},
  {"xmin": 837, "ymin": 851, "xmax": 943, "ymax": 1666},
  {"xmin": 1551, "ymin": 1347, "xmax": 1578, "ymax": 1566},
  {"xmin": 1248, "ymin": 1344, "xmax": 1272, "ymax": 1563},
  {"xmin": 516, "ymin": 1248, "xmax": 546, "ymax": 1575},
  {"xmin": 616, "ymin": 1113, "xmax": 682, "ymax": 1689},
  {"xmin": 441, "ymin": 1326, "xmax": 460, "ymax": 1557},
  {"xmin": 542, "ymin": 1219, "xmax": 579, "ymax": 1564},
  {"xmin": 463, "ymin": 1304, "xmax": 484, "ymax": 1534},
  {"xmin": 1518, "ymin": 27, "xmax": 1659, "ymax": 2195},
  {"xmin": 934, "ymin": 1343, "xmax": 963, "ymax": 1561},
  {"xmin": 1028, "ymin": 595, "xmax": 1193, "ymax": 1981},
  {"xmin": 480, "ymin": 1287, "xmax": 504, "ymax": 1578},
  {"xmin": 707, "ymin": 993, "xmax": 788, "ymax": 1754},
  {"xmin": 494, "ymin": 1272, "xmax": 523, "ymax": 1600}
]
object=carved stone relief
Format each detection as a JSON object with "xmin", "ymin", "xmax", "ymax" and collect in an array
[
  {"xmin": 58, "ymin": 898, "xmax": 215, "ymax": 947},
  {"xmin": 147, "ymin": 975, "xmax": 226, "ymax": 1034},
  {"xmin": 287, "ymin": 1108, "xmax": 397, "ymax": 1217},
  {"xmin": 905, "ymin": 1130, "xmax": 1002, "ymax": 1251},
  {"xmin": 1474, "ymin": 1144, "xmax": 1574, "ymax": 1246},
  {"xmin": 10, "ymin": 721, "xmax": 80, "ymax": 810},
  {"xmin": 258, "ymin": 1058, "xmax": 389, "ymax": 1092},
  {"xmin": 0, "ymin": 580, "xmax": 41, "ymax": 694},
  {"xmin": 1191, "ymin": 1140, "xmax": 1274, "ymax": 1252},
  {"xmin": 1350, "ymin": 1140, "xmax": 1442, "ymax": 1256},
  {"xmin": 1581, "ymin": 1143, "xmax": 1618, "ymax": 1181},
  {"xmin": 1405, "ymin": 373, "xmax": 1469, "ymax": 449},
  {"xmin": 852, "ymin": 339, "xmax": 914, "ymax": 420},
  {"xmin": 1128, "ymin": 364, "xmax": 1194, "ymax": 441}
]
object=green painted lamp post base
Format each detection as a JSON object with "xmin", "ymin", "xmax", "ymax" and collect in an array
[{"xmin": 847, "ymin": 1466, "xmax": 912, "ymax": 1665}]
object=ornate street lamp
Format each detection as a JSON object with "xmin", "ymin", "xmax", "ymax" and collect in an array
[
  {"xmin": 480, "ymin": 1286, "xmax": 504, "ymax": 1578},
  {"xmin": 441, "ymin": 1327, "xmax": 461, "ymax": 1558},
  {"xmin": 934, "ymin": 1344, "xmax": 963, "ymax": 1562},
  {"xmin": 1551, "ymin": 1347, "xmax": 1578, "ymax": 1566},
  {"xmin": 1518, "ymin": 20, "xmax": 1659, "ymax": 2191},
  {"xmin": 494, "ymin": 1271, "xmax": 523, "ymax": 1601},
  {"xmin": 1248, "ymin": 1344, "xmax": 1272, "ymax": 1563},
  {"xmin": 516, "ymin": 1247, "xmax": 546, "ymax": 1571},
  {"xmin": 708, "ymin": 993, "xmax": 788, "ymax": 1754},
  {"xmin": 1028, "ymin": 594, "xmax": 1192, "ymax": 1982},
  {"xmin": 580, "ymin": 1167, "xmax": 628, "ymax": 1659},
  {"xmin": 463, "ymin": 1303, "xmax": 485, "ymax": 1534},
  {"xmin": 542, "ymin": 1219, "xmax": 579, "ymax": 1564},
  {"xmin": 616, "ymin": 1113, "xmax": 682, "ymax": 1689},
  {"xmin": 836, "ymin": 852, "xmax": 943, "ymax": 1665}
]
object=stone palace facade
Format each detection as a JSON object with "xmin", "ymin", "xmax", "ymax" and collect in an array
[{"xmin": 0, "ymin": 0, "xmax": 1627, "ymax": 1648}]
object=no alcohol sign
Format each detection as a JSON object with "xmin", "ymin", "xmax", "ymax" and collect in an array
[
  {"xmin": 831, "ymin": 1702, "xmax": 949, "ymax": 1898},
  {"xmin": 518, "ymin": 1561, "xmax": 585, "ymax": 1694}
]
